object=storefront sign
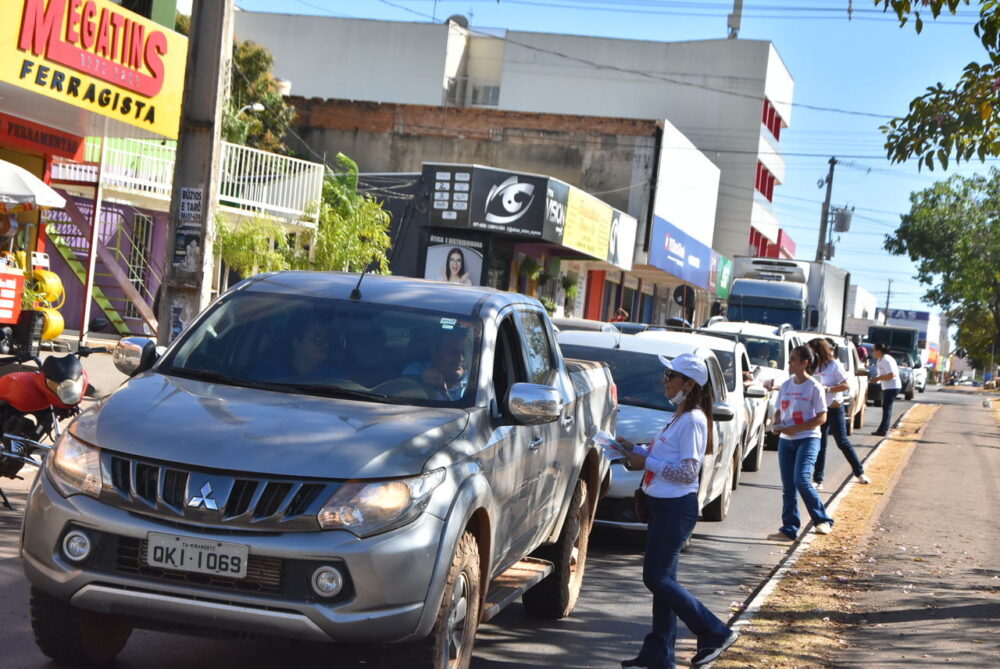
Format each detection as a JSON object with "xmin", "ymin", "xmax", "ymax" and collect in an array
[
  {"xmin": 0, "ymin": 111, "xmax": 82, "ymax": 159},
  {"xmin": 649, "ymin": 215, "xmax": 712, "ymax": 289},
  {"xmin": 424, "ymin": 231, "xmax": 488, "ymax": 286},
  {"xmin": 562, "ymin": 187, "xmax": 612, "ymax": 262},
  {"xmin": 3, "ymin": 0, "xmax": 188, "ymax": 138},
  {"xmin": 711, "ymin": 251, "xmax": 733, "ymax": 299}
]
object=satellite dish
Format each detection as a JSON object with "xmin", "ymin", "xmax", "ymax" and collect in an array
[{"xmin": 446, "ymin": 15, "xmax": 469, "ymax": 27}]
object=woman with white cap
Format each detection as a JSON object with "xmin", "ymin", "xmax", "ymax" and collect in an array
[{"xmin": 615, "ymin": 352, "xmax": 738, "ymax": 669}]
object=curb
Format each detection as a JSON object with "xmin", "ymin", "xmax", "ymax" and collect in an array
[{"xmin": 723, "ymin": 404, "xmax": 919, "ymax": 632}]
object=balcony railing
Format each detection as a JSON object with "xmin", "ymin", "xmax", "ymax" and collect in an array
[{"xmin": 51, "ymin": 137, "xmax": 324, "ymax": 226}]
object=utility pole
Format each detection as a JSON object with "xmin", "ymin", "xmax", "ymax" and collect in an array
[
  {"xmin": 158, "ymin": 1, "xmax": 235, "ymax": 344},
  {"xmin": 727, "ymin": 0, "xmax": 744, "ymax": 38},
  {"xmin": 884, "ymin": 279, "xmax": 892, "ymax": 323},
  {"xmin": 815, "ymin": 156, "xmax": 837, "ymax": 263}
]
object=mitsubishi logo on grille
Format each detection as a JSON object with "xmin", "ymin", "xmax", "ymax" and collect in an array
[{"xmin": 188, "ymin": 482, "xmax": 219, "ymax": 510}]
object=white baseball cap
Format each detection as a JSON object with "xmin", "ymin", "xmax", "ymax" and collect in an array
[{"xmin": 658, "ymin": 352, "xmax": 708, "ymax": 387}]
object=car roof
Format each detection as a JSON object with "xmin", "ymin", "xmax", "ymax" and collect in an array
[
  {"xmin": 556, "ymin": 330, "xmax": 715, "ymax": 360},
  {"xmin": 234, "ymin": 271, "xmax": 533, "ymax": 316},
  {"xmin": 636, "ymin": 330, "xmax": 743, "ymax": 356},
  {"xmin": 702, "ymin": 321, "xmax": 788, "ymax": 339}
]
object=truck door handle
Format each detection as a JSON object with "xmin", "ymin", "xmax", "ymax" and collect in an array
[
  {"xmin": 561, "ymin": 413, "xmax": 574, "ymax": 428},
  {"xmin": 528, "ymin": 437, "xmax": 543, "ymax": 452}
]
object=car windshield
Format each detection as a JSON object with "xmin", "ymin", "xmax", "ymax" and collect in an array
[
  {"xmin": 737, "ymin": 335, "xmax": 784, "ymax": 369},
  {"xmin": 559, "ymin": 345, "xmax": 676, "ymax": 412},
  {"xmin": 160, "ymin": 292, "xmax": 481, "ymax": 406}
]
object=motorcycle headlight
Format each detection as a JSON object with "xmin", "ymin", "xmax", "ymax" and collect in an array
[
  {"xmin": 47, "ymin": 432, "xmax": 103, "ymax": 498},
  {"xmin": 317, "ymin": 469, "xmax": 446, "ymax": 537},
  {"xmin": 46, "ymin": 377, "xmax": 85, "ymax": 405}
]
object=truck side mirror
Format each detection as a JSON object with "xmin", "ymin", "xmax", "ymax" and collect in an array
[
  {"xmin": 808, "ymin": 307, "xmax": 819, "ymax": 329},
  {"xmin": 745, "ymin": 385, "xmax": 767, "ymax": 399},
  {"xmin": 508, "ymin": 382, "xmax": 563, "ymax": 425},
  {"xmin": 712, "ymin": 402, "xmax": 735, "ymax": 422},
  {"xmin": 113, "ymin": 337, "xmax": 159, "ymax": 377}
]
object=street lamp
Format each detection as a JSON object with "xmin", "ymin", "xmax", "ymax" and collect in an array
[{"xmin": 237, "ymin": 102, "xmax": 265, "ymax": 114}]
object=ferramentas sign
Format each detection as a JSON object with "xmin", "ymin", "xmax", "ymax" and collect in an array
[{"xmin": 2, "ymin": 0, "xmax": 188, "ymax": 138}]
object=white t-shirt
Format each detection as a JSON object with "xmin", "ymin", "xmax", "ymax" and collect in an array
[
  {"xmin": 639, "ymin": 409, "xmax": 707, "ymax": 499},
  {"xmin": 815, "ymin": 359, "xmax": 849, "ymax": 406},
  {"xmin": 776, "ymin": 376, "xmax": 827, "ymax": 440},
  {"xmin": 876, "ymin": 354, "xmax": 901, "ymax": 390}
]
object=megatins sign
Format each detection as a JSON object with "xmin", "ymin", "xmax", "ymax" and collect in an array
[{"xmin": 2, "ymin": 0, "xmax": 188, "ymax": 138}]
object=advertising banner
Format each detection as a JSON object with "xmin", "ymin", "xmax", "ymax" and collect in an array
[
  {"xmin": 2, "ymin": 0, "xmax": 189, "ymax": 139},
  {"xmin": 712, "ymin": 252, "xmax": 733, "ymax": 298},
  {"xmin": 0, "ymin": 111, "xmax": 82, "ymax": 159},
  {"xmin": 649, "ymin": 215, "xmax": 712, "ymax": 289},
  {"xmin": 423, "ymin": 230, "xmax": 488, "ymax": 286},
  {"xmin": 562, "ymin": 187, "xmax": 612, "ymax": 261}
]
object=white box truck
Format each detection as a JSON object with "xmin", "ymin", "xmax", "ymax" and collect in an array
[{"xmin": 726, "ymin": 257, "xmax": 851, "ymax": 334}]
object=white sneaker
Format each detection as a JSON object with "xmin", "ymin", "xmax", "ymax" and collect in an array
[
  {"xmin": 813, "ymin": 481, "xmax": 824, "ymax": 491},
  {"xmin": 856, "ymin": 473, "xmax": 871, "ymax": 484},
  {"xmin": 815, "ymin": 522, "xmax": 833, "ymax": 535}
]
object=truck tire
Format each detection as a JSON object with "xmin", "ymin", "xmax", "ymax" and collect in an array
[
  {"xmin": 702, "ymin": 462, "xmax": 732, "ymax": 522},
  {"xmin": 30, "ymin": 586, "xmax": 132, "ymax": 665},
  {"xmin": 401, "ymin": 532, "xmax": 481, "ymax": 669},
  {"xmin": 905, "ymin": 389, "xmax": 914, "ymax": 401},
  {"xmin": 522, "ymin": 479, "xmax": 590, "ymax": 619}
]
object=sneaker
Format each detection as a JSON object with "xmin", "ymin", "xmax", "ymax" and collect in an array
[
  {"xmin": 856, "ymin": 473, "xmax": 871, "ymax": 484},
  {"xmin": 767, "ymin": 530, "xmax": 796, "ymax": 542},
  {"xmin": 813, "ymin": 481, "xmax": 824, "ymax": 491},
  {"xmin": 871, "ymin": 431, "xmax": 887, "ymax": 436},
  {"xmin": 691, "ymin": 631, "xmax": 739, "ymax": 667},
  {"xmin": 815, "ymin": 522, "xmax": 833, "ymax": 535}
]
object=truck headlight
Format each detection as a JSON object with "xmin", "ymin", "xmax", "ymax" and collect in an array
[
  {"xmin": 317, "ymin": 469, "xmax": 446, "ymax": 537},
  {"xmin": 47, "ymin": 432, "xmax": 103, "ymax": 498}
]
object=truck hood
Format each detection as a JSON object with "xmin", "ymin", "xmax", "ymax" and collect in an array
[
  {"xmin": 616, "ymin": 404, "xmax": 674, "ymax": 444},
  {"xmin": 73, "ymin": 373, "xmax": 469, "ymax": 479}
]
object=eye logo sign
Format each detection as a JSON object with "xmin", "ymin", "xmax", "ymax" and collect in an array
[{"xmin": 484, "ymin": 176, "xmax": 535, "ymax": 224}]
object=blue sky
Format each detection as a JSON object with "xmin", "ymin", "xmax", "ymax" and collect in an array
[{"xmin": 235, "ymin": 0, "xmax": 993, "ymax": 314}]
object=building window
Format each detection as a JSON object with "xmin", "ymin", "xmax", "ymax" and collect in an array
[
  {"xmin": 761, "ymin": 98, "xmax": 784, "ymax": 141},
  {"xmin": 471, "ymin": 83, "xmax": 500, "ymax": 106}
]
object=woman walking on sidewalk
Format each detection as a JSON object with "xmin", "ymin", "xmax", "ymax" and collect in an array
[
  {"xmin": 870, "ymin": 342, "xmax": 901, "ymax": 436},
  {"xmin": 808, "ymin": 338, "xmax": 870, "ymax": 489},
  {"xmin": 616, "ymin": 353, "xmax": 738, "ymax": 669},
  {"xmin": 771, "ymin": 345, "xmax": 835, "ymax": 541}
]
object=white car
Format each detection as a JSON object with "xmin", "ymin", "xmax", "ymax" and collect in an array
[
  {"xmin": 557, "ymin": 330, "xmax": 742, "ymax": 528},
  {"xmin": 701, "ymin": 321, "xmax": 804, "ymax": 447}
]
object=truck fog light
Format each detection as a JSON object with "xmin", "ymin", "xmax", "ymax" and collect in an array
[
  {"xmin": 62, "ymin": 530, "xmax": 92, "ymax": 562},
  {"xmin": 311, "ymin": 565, "xmax": 344, "ymax": 598}
]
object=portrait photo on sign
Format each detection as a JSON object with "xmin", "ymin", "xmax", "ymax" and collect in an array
[{"xmin": 425, "ymin": 244, "xmax": 483, "ymax": 286}]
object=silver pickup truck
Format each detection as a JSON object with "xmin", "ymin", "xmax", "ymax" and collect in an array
[{"xmin": 19, "ymin": 273, "xmax": 614, "ymax": 668}]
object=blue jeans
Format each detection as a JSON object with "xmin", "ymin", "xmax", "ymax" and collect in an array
[
  {"xmin": 636, "ymin": 494, "xmax": 731, "ymax": 668},
  {"xmin": 778, "ymin": 436, "xmax": 834, "ymax": 537},
  {"xmin": 878, "ymin": 388, "xmax": 899, "ymax": 434},
  {"xmin": 815, "ymin": 404, "xmax": 865, "ymax": 482}
]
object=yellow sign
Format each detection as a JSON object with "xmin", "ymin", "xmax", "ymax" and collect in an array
[
  {"xmin": 1, "ymin": 0, "xmax": 188, "ymax": 138},
  {"xmin": 562, "ymin": 188, "xmax": 613, "ymax": 260}
]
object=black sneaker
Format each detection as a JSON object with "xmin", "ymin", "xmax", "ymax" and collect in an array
[
  {"xmin": 870, "ymin": 431, "xmax": 887, "ymax": 436},
  {"xmin": 691, "ymin": 630, "xmax": 739, "ymax": 666}
]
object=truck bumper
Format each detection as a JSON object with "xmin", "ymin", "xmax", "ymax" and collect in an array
[{"xmin": 21, "ymin": 471, "xmax": 444, "ymax": 643}]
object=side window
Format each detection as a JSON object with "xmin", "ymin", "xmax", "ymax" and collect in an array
[
  {"xmin": 493, "ymin": 315, "xmax": 528, "ymax": 416},
  {"xmin": 707, "ymin": 357, "xmax": 726, "ymax": 402},
  {"xmin": 517, "ymin": 309, "xmax": 556, "ymax": 385}
]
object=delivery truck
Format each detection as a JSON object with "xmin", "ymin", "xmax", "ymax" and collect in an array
[{"xmin": 726, "ymin": 257, "xmax": 851, "ymax": 334}]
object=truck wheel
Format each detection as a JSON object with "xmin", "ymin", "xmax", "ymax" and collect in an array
[
  {"xmin": 522, "ymin": 479, "xmax": 590, "ymax": 619},
  {"xmin": 905, "ymin": 389, "xmax": 914, "ymax": 401},
  {"xmin": 702, "ymin": 463, "xmax": 732, "ymax": 522},
  {"xmin": 30, "ymin": 586, "xmax": 132, "ymax": 665},
  {"xmin": 403, "ymin": 532, "xmax": 481, "ymax": 669}
]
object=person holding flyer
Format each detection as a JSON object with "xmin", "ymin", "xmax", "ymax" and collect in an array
[
  {"xmin": 770, "ymin": 344, "xmax": 835, "ymax": 541},
  {"xmin": 614, "ymin": 353, "xmax": 738, "ymax": 669}
]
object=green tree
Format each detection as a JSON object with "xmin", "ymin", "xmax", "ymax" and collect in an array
[
  {"xmin": 175, "ymin": 14, "xmax": 295, "ymax": 153},
  {"xmin": 874, "ymin": 1, "xmax": 1000, "ymax": 169},
  {"xmin": 883, "ymin": 169, "xmax": 1000, "ymax": 365}
]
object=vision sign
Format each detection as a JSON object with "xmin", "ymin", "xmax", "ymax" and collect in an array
[{"xmin": 3, "ymin": 0, "xmax": 188, "ymax": 138}]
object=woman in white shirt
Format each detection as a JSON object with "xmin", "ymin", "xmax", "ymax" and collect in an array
[
  {"xmin": 771, "ymin": 344, "xmax": 835, "ymax": 541},
  {"xmin": 616, "ymin": 353, "xmax": 738, "ymax": 669},
  {"xmin": 807, "ymin": 338, "xmax": 870, "ymax": 488},
  {"xmin": 870, "ymin": 341, "xmax": 901, "ymax": 436}
]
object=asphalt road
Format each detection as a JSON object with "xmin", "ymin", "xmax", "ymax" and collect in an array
[{"xmin": 0, "ymin": 353, "xmax": 939, "ymax": 668}]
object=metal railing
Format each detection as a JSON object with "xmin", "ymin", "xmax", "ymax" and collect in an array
[{"xmin": 51, "ymin": 137, "xmax": 324, "ymax": 225}]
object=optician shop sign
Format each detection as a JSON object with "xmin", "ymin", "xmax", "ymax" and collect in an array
[{"xmin": 2, "ymin": 0, "xmax": 188, "ymax": 138}]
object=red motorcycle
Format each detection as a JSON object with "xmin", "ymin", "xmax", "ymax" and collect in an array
[{"xmin": 0, "ymin": 346, "xmax": 104, "ymax": 508}]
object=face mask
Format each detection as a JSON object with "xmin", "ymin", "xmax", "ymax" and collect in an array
[{"xmin": 670, "ymin": 390, "xmax": 687, "ymax": 406}]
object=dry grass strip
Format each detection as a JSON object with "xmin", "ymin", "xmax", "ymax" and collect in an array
[{"xmin": 713, "ymin": 403, "xmax": 941, "ymax": 669}]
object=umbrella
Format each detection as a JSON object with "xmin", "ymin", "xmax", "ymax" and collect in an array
[{"xmin": 0, "ymin": 158, "xmax": 66, "ymax": 214}]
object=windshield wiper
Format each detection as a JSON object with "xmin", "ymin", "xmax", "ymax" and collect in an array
[
  {"xmin": 270, "ymin": 383, "xmax": 392, "ymax": 402},
  {"xmin": 167, "ymin": 367, "xmax": 252, "ymax": 386}
]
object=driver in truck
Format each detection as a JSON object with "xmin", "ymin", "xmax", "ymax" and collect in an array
[{"xmin": 403, "ymin": 328, "xmax": 469, "ymax": 400}]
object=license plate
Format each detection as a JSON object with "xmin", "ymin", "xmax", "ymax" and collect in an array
[{"xmin": 146, "ymin": 532, "xmax": 249, "ymax": 579}]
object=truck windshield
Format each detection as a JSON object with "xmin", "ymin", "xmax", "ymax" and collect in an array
[
  {"xmin": 738, "ymin": 336, "xmax": 785, "ymax": 370},
  {"xmin": 559, "ymin": 345, "xmax": 676, "ymax": 412},
  {"xmin": 726, "ymin": 305, "xmax": 803, "ymax": 330},
  {"xmin": 161, "ymin": 292, "xmax": 481, "ymax": 406}
]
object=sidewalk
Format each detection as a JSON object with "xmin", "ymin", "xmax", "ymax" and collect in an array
[{"xmin": 833, "ymin": 398, "xmax": 1000, "ymax": 667}]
